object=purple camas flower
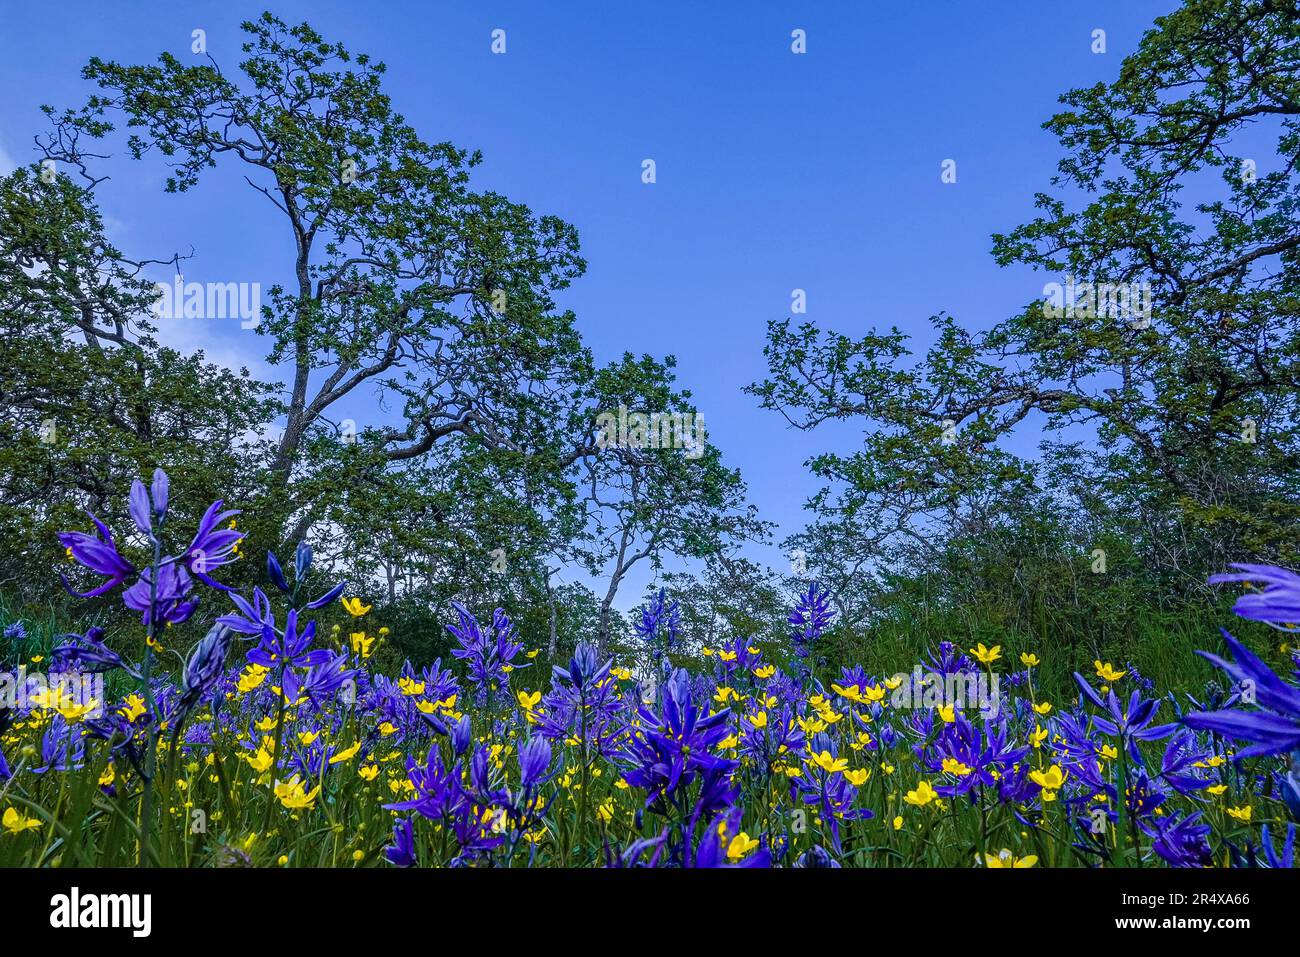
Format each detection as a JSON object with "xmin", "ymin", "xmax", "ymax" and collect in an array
[
  {"xmin": 518, "ymin": 736, "xmax": 554, "ymax": 791},
  {"xmin": 1184, "ymin": 563, "xmax": 1300, "ymax": 760},
  {"xmin": 448, "ymin": 603, "xmax": 526, "ymax": 705},
  {"xmin": 617, "ymin": 668, "xmax": 736, "ymax": 815},
  {"xmin": 175, "ymin": 624, "xmax": 233, "ymax": 722},
  {"xmin": 538, "ymin": 641, "xmax": 621, "ymax": 756},
  {"xmin": 282, "ymin": 651, "xmax": 354, "ymax": 708},
  {"xmin": 384, "ymin": 819, "xmax": 417, "ymax": 868},
  {"xmin": 58, "ymin": 513, "xmax": 135, "ymax": 598},
  {"xmin": 634, "ymin": 588, "xmax": 680, "ymax": 663},
  {"xmin": 1073, "ymin": 673, "xmax": 1177, "ymax": 759},
  {"xmin": 1144, "ymin": 811, "xmax": 1214, "ymax": 868},
  {"xmin": 739, "ymin": 702, "xmax": 804, "ymax": 770},
  {"xmin": 925, "ymin": 712, "xmax": 1029, "ymax": 799},
  {"xmin": 49, "ymin": 626, "xmax": 140, "ymax": 679},
  {"xmin": 265, "ymin": 542, "xmax": 347, "ymax": 609},
  {"xmin": 1208, "ymin": 563, "xmax": 1300, "ymax": 629},
  {"xmin": 927, "ymin": 640, "xmax": 975, "ymax": 676},
  {"xmin": 246, "ymin": 608, "xmax": 333, "ymax": 672},
  {"xmin": 58, "ymin": 469, "xmax": 242, "ymax": 623},
  {"xmin": 182, "ymin": 500, "xmax": 243, "ymax": 590},
  {"xmin": 33, "ymin": 714, "xmax": 85, "ymax": 774},
  {"xmin": 553, "ymin": 641, "xmax": 612, "ymax": 693},
  {"xmin": 450, "ymin": 714, "xmax": 472, "ymax": 756},
  {"xmin": 793, "ymin": 844, "xmax": 841, "ymax": 868},
  {"xmin": 1183, "ymin": 629, "xmax": 1300, "ymax": 757},
  {"xmin": 689, "ymin": 805, "xmax": 770, "ymax": 868},
  {"xmin": 1261, "ymin": 823, "xmax": 1296, "ymax": 869},
  {"xmin": 789, "ymin": 582, "xmax": 834, "ymax": 661},
  {"xmin": 123, "ymin": 563, "xmax": 198, "ymax": 626},
  {"xmin": 218, "ymin": 588, "xmax": 277, "ymax": 636},
  {"xmin": 1281, "ymin": 752, "xmax": 1300, "ymax": 820},
  {"xmin": 383, "ymin": 744, "xmax": 509, "ymax": 866}
]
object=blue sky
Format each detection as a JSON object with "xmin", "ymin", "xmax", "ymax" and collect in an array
[{"xmin": 0, "ymin": 1, "xmax": 1181, "ymax": 602}]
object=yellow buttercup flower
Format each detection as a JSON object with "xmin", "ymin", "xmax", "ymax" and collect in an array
[
  {"xmin": 1029, "ymin": 765, "xmax": 1067, "ymax": 801},
  {"xmin": 807, "ymin": 750, "xmax": 848, "ymax": 775},
  {"xmin": 27, "ymin": 686, "xmax": 93, "ymax": 722},
  {"xmin": 237, "ymin": 665, "xmax": 269, "ymax": 694},
  {"xmin": 1033, "ymin": 701, "xmax": 1052, "ymax": 715},
  {"xmin": 330, "ymin": 741, "xmax": 362, "ymax": 765},
  {"xmin": 341, "ymin": 596, "xmax": 372, "ymax": 617},
  {"xmin": 57, "ymin": 696, "xmax": 99, "ymax": 724},
  {"xmin": 969, "ymin": 643, "xmax": 1001, "ymax": 665},
  {"xmin": 243, "ymin": 737, "xmax": 277, "ymax": 774},
  {"xmin": 1094, "ymin": 660, "xmax": 1126, "ymax": 683},
  {"xmin": 1020, "ymin": 652, "xmax": 1040, "ymax": 667},
  {"xmin": 983, "ymin": 849, "xmax": 1037, "ymax": 868},
  {"xmin": 904, "ymin": 781, "xmax": 938, "ymax": 807},
  {"xmin": 517, "ymin": 690, "xmax": 542, "ymax": 711},
  {"xmin": 1226, "ymin": 806, "xmax": 1252, "ymax": 823},
  {"xmin": 830, "ymin": 683, "xmax": 864, "ymax": 703},
  {"xmin": 274, "ymin": 775, "xmax": 321, "ymax": 811},
  {"xmin": 844, "ymin": 767, "xmax": 870, "ymax": 787},
  {"xmin": 118, "ymin": 693, "xmax": 148, "ymax": 722},
  {"xmin": 2, "ymin": 808, "xmax": 42, "ymax": 835},
  {"xmin": 942, "ymin": 757, "xmax": 973, "ymax": 777},
  {"xmin": 726, "ymin": 832, "xmax": 760, "ymax": 861}
]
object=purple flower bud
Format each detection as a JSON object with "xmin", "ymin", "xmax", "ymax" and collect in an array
[
  {"xmin": 295, "ymin": 540, "xmax": 312, "ymax": 581},
  {"xmin": 451, "ymin": 714, "xmax": 472, "ymax": 756},
  {"xmin": 518, "ymin": 736, "xmax": 553, "ymax": 790},
  {"xmin": 150, "ymin": 468, "xmax": 170, "ymax": 519},
  {"xmin": 128, "ymin": 479, "xmax": 152, "ymax": 535},
  {"xmin": 267, "ymin": 551, "xmax": 290, "ymax": 593}
]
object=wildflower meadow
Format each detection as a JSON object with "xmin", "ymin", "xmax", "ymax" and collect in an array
[{"xmin": 0, "ymin": 467, "xmax": 1297, "ymax": 874}]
